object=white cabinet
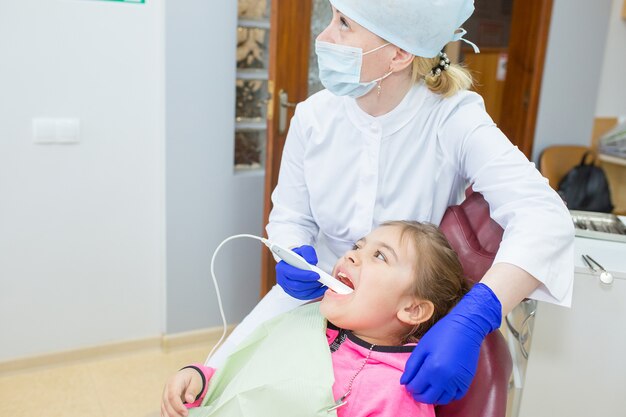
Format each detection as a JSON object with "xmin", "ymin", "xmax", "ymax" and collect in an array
[{"xmin": 515, "ymin": 236, "xmax": 626, "ymax": 417}]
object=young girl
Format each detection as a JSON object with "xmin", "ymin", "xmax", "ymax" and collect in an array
[{"xmin": 161, "ymin": 221, "xmax": 469, "ymax": 417}]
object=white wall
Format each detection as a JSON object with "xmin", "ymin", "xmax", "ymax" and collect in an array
[
  {"xmin": 0, "ymin": 0, "xmax": 165, "ymax": 361},
  {"xmin": 532, "ymin": 0, "xmax": 613, "ymax": 162},
  {"xmin": 596, "ymin": 0, "xmax": 626, "ymax": 117},
  {"xmin": 0, "ymin": 0, "xmax": 264, "ymax": 363},
  {"xmin": 164, "ymin": 1, "xmax": 263, "ymax": 334}
]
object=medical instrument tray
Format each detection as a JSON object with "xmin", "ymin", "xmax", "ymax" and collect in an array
[{"xmin": 570, "ymin": 210, "xmax": 626, "ymax": 243}]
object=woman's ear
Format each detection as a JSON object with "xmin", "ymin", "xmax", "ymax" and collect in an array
[
  {"xmin": 390, "ymin": 47, "xmax": 414, "ymax": 72},
  {"xmin": 398, "ymin": 299, "xmax": 435, "ymax": 326}
]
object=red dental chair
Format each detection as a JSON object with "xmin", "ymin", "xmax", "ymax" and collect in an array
[{"xmin": 436, "ymin": 188, "xmax": 512, "ymax": 417}]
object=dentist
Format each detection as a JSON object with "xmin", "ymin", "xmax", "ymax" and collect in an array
[{"xmin": 217, "ymin": 0, "xmax": 575, "ymax": 406}]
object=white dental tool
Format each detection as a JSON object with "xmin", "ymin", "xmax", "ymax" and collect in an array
[
  {"xmin": 205, "ymin": 234, "xmax": 353, "ymax": 364},
  {"xmin": 261, "ymin": 239, "xmax": 354, "ymax": 295}
]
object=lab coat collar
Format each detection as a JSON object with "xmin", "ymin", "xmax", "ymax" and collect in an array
[{"xmin": 342, "ymin": 82, "xmax": 431, "ymax": 138}]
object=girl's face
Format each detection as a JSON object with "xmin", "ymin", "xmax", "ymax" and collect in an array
[
  {"xmin": 320, "ymin": 225, "xmax": 420, "ymax": 345},
  {"xmin": 316, "ymin": 5, "xmax": 396, "ymax": 83}
]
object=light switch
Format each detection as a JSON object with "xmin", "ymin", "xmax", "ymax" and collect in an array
[
  {"xmin": 32, "ymin": 118, "xmax": 56, "ymax": 144},
  {"xmin": 32, "ymin": 118, "xmax": 80, "ymax": 144}
]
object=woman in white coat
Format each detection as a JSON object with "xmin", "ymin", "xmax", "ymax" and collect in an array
[{"xmin": 214, "ymin": 0, "xmax": 575, "ymax": 406}]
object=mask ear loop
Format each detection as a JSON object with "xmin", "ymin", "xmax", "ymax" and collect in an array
[{"xmin": 362, "ymin": 43, "xmax": 393, "ymax": 98}]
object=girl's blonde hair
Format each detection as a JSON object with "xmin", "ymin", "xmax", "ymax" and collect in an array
[
  {"xmin": 381, "ymin": 221, "xmax": 469, "ymax": 343},
  {"xmin": 410, "ymin": 52, "xmax": 474, "ymax": 97}
]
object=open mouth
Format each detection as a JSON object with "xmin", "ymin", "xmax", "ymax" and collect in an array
[{"xmin": 336, "ymin": 271, "xmax": 355, "ymax": 290}]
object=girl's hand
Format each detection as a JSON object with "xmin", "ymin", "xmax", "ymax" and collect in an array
[{"xmin": 161, "ymin": 368, "xmax": 204, "ymax": 417}]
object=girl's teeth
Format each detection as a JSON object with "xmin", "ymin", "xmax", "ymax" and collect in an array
[{"xmin": 336, "ymin": 272, "xmax": 354, "ymax": 289}]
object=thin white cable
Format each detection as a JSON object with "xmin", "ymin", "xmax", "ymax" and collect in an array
[{"xmin": 205, "ymin": 234, "xmax": 269, "ymax": 361}]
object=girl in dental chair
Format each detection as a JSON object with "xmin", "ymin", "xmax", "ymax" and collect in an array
[{"xmin": 162, "ymin": 221, "xmax": 475, "ymax": 417}]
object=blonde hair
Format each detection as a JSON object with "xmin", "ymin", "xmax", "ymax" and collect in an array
[
  {"xmin": 381, "ymin": 221, "xmax": 469, "ymax": 343},
  {"xmin": 410, "ymin": 53, "xmax": 474, "ymax": 97}
]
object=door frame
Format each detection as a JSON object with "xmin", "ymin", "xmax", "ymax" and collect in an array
[
  {"xmin": 260, "ymin": 0, "xmax": 313, "ymax": 296},
  {"xmin": 499, "ymin": 0, "xmax": 554, "ymax": 159}
]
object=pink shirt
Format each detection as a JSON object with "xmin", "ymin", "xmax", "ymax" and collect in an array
[
  {"xmin": 326, "ymin": 324, "xmax": 435, "ymax": 417},
  {"xmin": 188, "ymin": 324, "xmax": 434, "ymax": 416}
]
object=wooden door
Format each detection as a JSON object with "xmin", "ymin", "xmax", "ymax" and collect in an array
[
  {"xmin": 460, "ymin": 0, "xmax": 554, "ymax": 159},
  {"xmin": 260, "ymin": 0, "xmax": 312, "ymax": 296},
  {"xmin": 463, "ymin": 47, "xmax": 509, "ymax": 124},
  {"xmin": 499, "ymin": 0, "xmax": 554, "ymax": 158}
]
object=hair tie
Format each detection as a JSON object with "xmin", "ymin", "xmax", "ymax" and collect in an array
[{"xmin": 430, "ymin": 52, "xmax": 451, "ymax": 77}]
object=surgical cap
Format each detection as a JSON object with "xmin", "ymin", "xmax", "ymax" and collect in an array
[{"xmin": 329, "ymin": 0, "xmax": 476, "ymax": 58}]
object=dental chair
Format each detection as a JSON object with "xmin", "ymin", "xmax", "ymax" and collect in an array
[{"xmin": 436, "ymin": 188, "xmax": 512, "ymax": 417}]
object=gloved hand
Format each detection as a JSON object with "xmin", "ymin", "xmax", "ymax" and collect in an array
[
  {"xmin": 400, "ymin": 283, "xmax": 502, "ymax": 405},
  {"xmin": 276, "ymin": 245, "xmax": 326, "ymax": 300}
]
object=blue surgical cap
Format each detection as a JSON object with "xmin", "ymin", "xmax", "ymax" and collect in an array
[{"xmin": 329, "ymin": 0, "xmax": 477, "ymax": 58}]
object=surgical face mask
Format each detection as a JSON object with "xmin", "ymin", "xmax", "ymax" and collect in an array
[{"xmin": 315, "ymin": 40, "xmax": 392, "ymax": 98}]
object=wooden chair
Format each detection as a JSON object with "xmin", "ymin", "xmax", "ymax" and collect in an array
[{"xmin": 538, "ymin": 145, "xmax": 591, "ymax": 190}]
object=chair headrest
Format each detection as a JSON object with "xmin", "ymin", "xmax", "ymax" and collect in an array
[{"xmin": 439, "ymin": 189, "xmax": 504, "ymax": 284}]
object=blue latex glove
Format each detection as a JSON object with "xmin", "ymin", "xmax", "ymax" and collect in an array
[
  {"xmin": 275, "ymin": 245, "xmax": 327, "ymax": 300},
  {"xmin": 400, "ymin": 283, "xmax": 502, "ymax": 405}
]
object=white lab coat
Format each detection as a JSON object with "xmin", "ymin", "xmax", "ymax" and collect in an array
[
  {"xmin": 267, "ymin": 83, "xmax": 575, "ymax": 306},
  {"xmin": 207, "ymin": 83, "xmax": 575, "ymax": 368}
]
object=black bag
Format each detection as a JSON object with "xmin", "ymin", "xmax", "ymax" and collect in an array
[{"xmin": 557, "ymin": 152, "xmax": 614, "ymax": 213}]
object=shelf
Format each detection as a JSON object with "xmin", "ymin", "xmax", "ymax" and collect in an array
[
  {"xmin": 236, "ymin": 69, "xmax": 269, "ymax": 81},
  {"xmin": 234, "ymin": 165, "xmax": 265, "ymax": 176},
  {"xmin": 599, "ymin": 153, "xmax": 626, "ymax": 167},
  {"xmin": 238, "ymin": 18, "xmax": 271, "ymax": 30},
  {"xmin": 236, "ymin": 120, "xmax": 266, "ymax": 131}
]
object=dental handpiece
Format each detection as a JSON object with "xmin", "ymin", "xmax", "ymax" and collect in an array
[{"xmin": 262, "ymin": 240, "xmax": 354, "ymax": 295}]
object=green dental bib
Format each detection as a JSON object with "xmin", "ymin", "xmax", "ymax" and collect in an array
[{"xmin": 188, "ymin": 302, "xmax": 337, "ymax": 417}]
